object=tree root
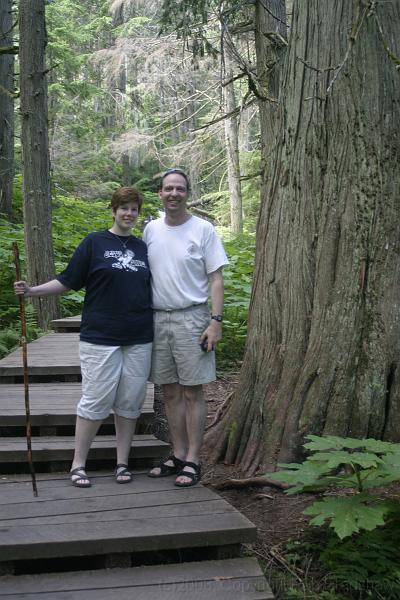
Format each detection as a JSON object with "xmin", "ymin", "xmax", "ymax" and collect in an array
[
  {"xmin": 205, "ymin": 392, "xmax": 233, "ymax": 431},
  {"xmin": 212, "ymin": 475, "xmax": 289, "ymax": 491}
]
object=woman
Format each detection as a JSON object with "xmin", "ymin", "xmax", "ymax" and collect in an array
[{"xmin": 14, "ymin": 187, "xmax": 153, "ymax": 487}]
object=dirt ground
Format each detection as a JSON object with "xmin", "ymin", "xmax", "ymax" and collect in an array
[{"xmin": 201, "ymin": 374, "xmax": 312, "ymax": 595}]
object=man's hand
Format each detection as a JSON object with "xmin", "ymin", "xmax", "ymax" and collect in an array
[{"xmin": 200, "ymin": 319, "xmax": 222, "ymax": 352}]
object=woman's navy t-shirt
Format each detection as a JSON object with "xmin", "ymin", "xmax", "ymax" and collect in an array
[{"xmin": 56, "ymin": 230, "xmax": 153, "ymax": 346}]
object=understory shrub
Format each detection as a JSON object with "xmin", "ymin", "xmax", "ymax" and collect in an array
[
  {"xmin": 271, "ymin": 436, "xmax": 400, "ymax": 599},
  {"xmin": 216, "ymin": 232, "xmax": 255, "ymax": 367}
]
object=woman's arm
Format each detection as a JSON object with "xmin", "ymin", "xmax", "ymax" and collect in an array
[{"xmin": 14, "ymin": 279, "xmax": 70, "ymax": 297}]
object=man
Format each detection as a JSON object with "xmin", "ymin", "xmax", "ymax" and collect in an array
[{"xmin": 144, "ymin": 169, "xmax": 229, "ymax": 486}]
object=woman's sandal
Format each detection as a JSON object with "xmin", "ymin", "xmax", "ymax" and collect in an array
[
  {"xmin": 70, "ymin": 467, "xmax": 91, "ymax": 488},
  {"xmin": 147, "ymin": 455, "xmax": 185, "ymax": 478},
  {"xmin": 115, "ymin": 464, "xmax": 133, "ymax": 484},
  {"xmin": 174, "ymin": 461, "xmax": 201, "ymax": 487}
]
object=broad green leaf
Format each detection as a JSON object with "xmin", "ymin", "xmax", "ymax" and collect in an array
[
  {"xmin": 304, "ymin": 494, "xmax": 389, "ymax": 539},
  {"xmin": 308, "ymin": 451, "xmax": 382, "ymax": 469}
]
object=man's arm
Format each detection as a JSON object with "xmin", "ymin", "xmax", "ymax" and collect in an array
[{"xmin": 200, "ymin": 268, "xmax": 224, "ymax": 351}]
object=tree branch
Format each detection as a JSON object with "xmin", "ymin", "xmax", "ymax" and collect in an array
[
  {"xmin": 190, "ymin": 207, "xmax": 215, "ymax": 220},
  {"xmin": 373, "ymin": 9, "xmax": 400, "ymax": 68},
  {"xmin": 0, "ymin": 45, "xmax": 18, "ymax": 55},
  {"xmin": 191, "ymin": 97, "xmax": 259, "ymax": 131}
]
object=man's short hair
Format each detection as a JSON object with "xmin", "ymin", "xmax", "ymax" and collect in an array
[{"xmin": 159, "ymin": 169, "xmax": 190, "ymax": 191}]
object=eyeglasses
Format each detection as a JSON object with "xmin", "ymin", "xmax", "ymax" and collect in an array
[
  {"xmin": 160, "ymin": 168, "xmax": 190, "ymax": 189},
  {"xmin": 162, "ymin": 168, "xmax": 188, "ymax": 179}
]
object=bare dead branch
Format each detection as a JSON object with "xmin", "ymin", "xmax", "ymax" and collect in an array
[
  {"xmin": 213, "ymin": 476, "xmax": 289, "ymax": 491},
  {"xmin": 192, "ymin": 97, "xmax": 259, "ymax": 131},
  {"xmin": 373, "ymin": 9, "xmax": 400, "ymax": 67},
  {"xmin": 190, "ymin": 207, "xmax": 215, "ymax": 220},
  {"xmin": 326, "ymin": 1, "xmax": 368, "ymax": 94},
  {"xmin": 258, "ymin": 0, "xmax": 289, "ymax": 29},
  {"xmin": 0, "ymin": 45, "xmax": 18, "ymax": 55},
  {"xmin": 0, "ymin": 84, "xmax": 18, "ymax": 99}
]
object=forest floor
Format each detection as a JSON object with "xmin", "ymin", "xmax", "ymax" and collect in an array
[{"xmin": 201, "ymin": 373, "xmax": 314, "ymax": 599}]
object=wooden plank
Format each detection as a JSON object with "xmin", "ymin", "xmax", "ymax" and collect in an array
[
  {"xmin": 0, "ymin": 333, "xmax": 80, "ymax": 376},
  {"xmin": 0, "ymin": 473, "xmax": 257, "ymax": 562},
  {"xmin": 0, "ymin": 382, "xmax": 154, "ymax": 426},
  {"xmin": 0, "ymin": 558, "xmax": 273, "ymax": 599},
  {"xmin": 0, "ymin": 434, "xmax": 168, "ymax": 464},
  {"xmin": 51, "ymin": 315, "xmax": 81, "ymax": 332}
]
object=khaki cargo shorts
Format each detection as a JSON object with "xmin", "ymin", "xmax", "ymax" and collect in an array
[{"xmin": 150, "ymin": 304, "xmax": 216, "ymax": 386}]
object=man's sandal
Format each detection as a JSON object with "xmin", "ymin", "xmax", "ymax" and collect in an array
[
  {"xmin": 70, "ymin": 467, "xmax": 91, "ymax": 488},
  {"xmin": 147, "ymin": 455, "xmax": 185, "ymax": 478},
  {"xmin": 174, "ymin": 461, "xmax": 201, "ymax": 487},
  {"xmin": 115, "ymin": 464, "xmax": 133, "ymax": 484}
]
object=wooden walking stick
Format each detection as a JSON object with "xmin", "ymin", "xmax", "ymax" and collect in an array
[{"xmin": 12, "ymin": 242, "xmax": 38, "ymax": 497}]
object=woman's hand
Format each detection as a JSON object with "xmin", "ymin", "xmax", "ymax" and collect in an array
[{"xmin": 14, "ymin": 281, "xmax": 30, "ymax": 296}]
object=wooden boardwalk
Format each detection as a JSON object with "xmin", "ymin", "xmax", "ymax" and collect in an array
[
  {"xmin": 0, "ymin": 472, "xmax": 256, "ymax": 563},
  {"xmin": 0, "ymin": 323, "xmax": 273, "ymax": 598},
  {"xmin": 51, "ymin": 314, "xmax": 81, "ymax": 332},
  {"xmin": 0, "ymin": 558, "xmax": 272, "ymax": 599},
  {"xmin": 0, "ymin": 381, "xmax": 153, "ymax": 429},
  {"xmin": 0, "ymin": 333, "xmax": 81, "ymax": 379}
]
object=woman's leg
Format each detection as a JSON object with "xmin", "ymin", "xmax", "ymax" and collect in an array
[
  {"xmin": 71, "ymin": 415, "xmax": 102, "ymax": 472},
  {"xmin": 73, "ymin": 342, "xmax": 122, "ymax": 484},
  {"xmin": 113, "ymin": 343, "xmax": 152, "ymax": 480},
  {"xmin": 114, "ymin": 414, "xmax": 137, "ymax": 481}
]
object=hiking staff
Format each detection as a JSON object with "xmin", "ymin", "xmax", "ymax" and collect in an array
[{"xmin": 12, "ymin": 242, "xmax": 38, "ymax": 497}]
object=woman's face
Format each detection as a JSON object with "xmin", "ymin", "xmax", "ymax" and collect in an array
[{"xmin": 112, "ymin": 202, "xmax": 139, "ymax": 232}]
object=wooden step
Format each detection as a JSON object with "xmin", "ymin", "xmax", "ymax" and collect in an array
[
  {"xmin": 51, "ymin": 314, "xmax": 81, "ymax": 332},
  {"xmin": 0, "ymin": 333, "xmax": 80, "ymax": 380},
  {"xmin": 0, "ymin": 382, "xmax": 154, "ymax": 430},
  {"xmin": 0, "ymin": 557, "xmax": 273, "ymax": 599},
  {"xmin": 0, "ymin": 472, "xmax": 258, "ymax": 568},
  {"xmin": 0, "ymin": 435, "xmax": 168, "ymax": 472}
]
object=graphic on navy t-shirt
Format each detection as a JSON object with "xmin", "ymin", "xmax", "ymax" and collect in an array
[
  {"xmin": 56, "ymin": 230, "xmax": 153, "ymax": 346},
  {"xmin": 104, "ymin": 249, "xmax": 147, "ymax": 272}
]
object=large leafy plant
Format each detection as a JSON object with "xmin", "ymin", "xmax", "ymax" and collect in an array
[{"xmin": 270, "ymin": 435, "xmax": 400, "ymax": 539}]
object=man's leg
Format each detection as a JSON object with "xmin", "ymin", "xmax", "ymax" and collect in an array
[
  {"xmin": 175, "ymin": 384, "xmax": 206, "ymax": 485},
  {"xmin": 149, "ymin": 382, "xmax": 187, "ymax": 475}
]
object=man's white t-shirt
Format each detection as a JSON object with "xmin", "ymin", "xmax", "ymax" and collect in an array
[{"xmin": 143, "ymin": 215, "xmax": 229, "ymax": 310}]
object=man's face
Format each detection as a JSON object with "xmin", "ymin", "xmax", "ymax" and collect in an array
[{"xmin": 159, "ymin": 173, "xmax": 188, "ymax": 217}]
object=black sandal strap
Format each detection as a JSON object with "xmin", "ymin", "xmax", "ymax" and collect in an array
[{"xmin": 182, "ymin": 461, "xmax": 201, "ymax": 474}]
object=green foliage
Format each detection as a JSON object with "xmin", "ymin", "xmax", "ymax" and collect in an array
[
  {"xmin": 283, "ymin": 519, "xmax": 400, "ymax": 600},
  {"xmin": 216, "ymin": 231, "xmax": 255, "ymax": 366},
  {"xmin": 270, "ymin": 435, "xmax": 400, "ymax": 540},
  {"xmin": 320, "ymin": 521, "xmax": 400, "ymax": 598},
  {"xmin": 0, "ymin": 305, "xmax": 43, "ymax": 359},
  {"xmin": 0, "ymin": 215, "xmax": 25, "ymax": 327}
]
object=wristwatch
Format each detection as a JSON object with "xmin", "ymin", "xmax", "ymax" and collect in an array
[{"xmin": 211, "ymin": 314, "xmax": 223, "ymax": 322}]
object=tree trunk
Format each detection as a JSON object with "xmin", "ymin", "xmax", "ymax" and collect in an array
[
  {"xmin": 255, "ymin": 0, "xmax": 287, "ymax": 158},
  {"xmin": 206, "ymin": 0, "xmax": 400, "ymax": 473},
  {"xmin": 222, "ymin": 39, "xmax": 243, "ymax": 233},
  {"xmin": 19, "ymin": 0, "xmax": 58, "ymax": 328},
  {"xmin": 0, "ymin": 0, "xmax": 14, "ymax": 219}
]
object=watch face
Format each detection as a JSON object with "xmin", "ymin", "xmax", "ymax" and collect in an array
[{"xmin": 212, "ymin": 315, "xmax": 222, "ymax": 322}]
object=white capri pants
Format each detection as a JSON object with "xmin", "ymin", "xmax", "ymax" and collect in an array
[{"xmin": 77, "ymin": 341, "xmax": 152, "ymax": 420}]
